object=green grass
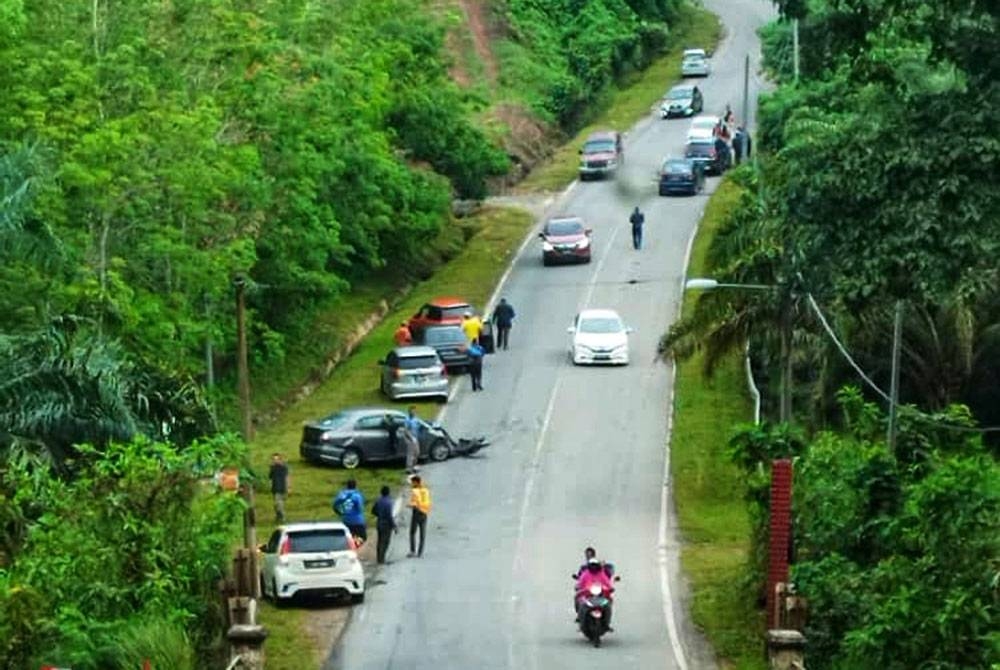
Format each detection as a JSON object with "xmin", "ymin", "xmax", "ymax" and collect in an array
[
  {"xmin": 517, "ymin": 6, "xmax": 722, "ymax": 192},
  {"xmin": 671, "ymin": 177, "xmax": 767, "ymax": 669},
  {"xmin": 250, "ymin": 206, "xmax": 532, "ymax": 670}
]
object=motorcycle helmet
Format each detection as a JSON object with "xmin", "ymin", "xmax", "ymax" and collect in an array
[{"xmin": 586, "ymin": 558, "xmax": 602, "ymax": 573}]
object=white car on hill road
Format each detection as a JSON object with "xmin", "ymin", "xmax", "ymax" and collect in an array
[{"xmin": 568, "ymin": 308, "xmax": 633, "ymax": 365}]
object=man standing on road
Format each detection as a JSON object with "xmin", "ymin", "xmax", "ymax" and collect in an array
[
  {"xmin": 408, "ymin": 475, "xmax": 432, "ymax": 558},
  {"xmin": 491, "ymin": 298, "xmax": 515, "ymax": 350},
  {"xmin": 468, "ymin": 340, "xmax": 485, "ymax": 391},
  {"xmin": 332, "ymin": 479, "xmax": 367, "ymax": 544},
  {"xmin": 371, "ymin": 485, "xmax": 397, "ymax": 564},
  {"xmin": 394, "ymin": 321, "xmax": 413, "ymax": 346},
  {"xmin": 461, "ymin": 311, "xmax": 483, "ymax": 345},
  {"xmin": 629, "ymin": 206, "xmax": 644, "ymax": 250},
  {"xmin": 403, "ymin": 405, "xmax": 423, "ymax": 474},
  {"xmin": 268, "ymin": 453, "xmax": 290, "ymax": 523}
]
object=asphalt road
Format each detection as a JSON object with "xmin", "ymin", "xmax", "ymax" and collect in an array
[{"xmin": 327, "ymin": 2, "xmax": 774, "ymax": 668}]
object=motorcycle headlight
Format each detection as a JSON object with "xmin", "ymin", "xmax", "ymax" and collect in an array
[
  {"xmin": 542, "ymin": 241, "xmax": 554, "ymax": 252},
  {"xmin": 589, "ymin": 584, "xmax": 603, "ymax": 596}
]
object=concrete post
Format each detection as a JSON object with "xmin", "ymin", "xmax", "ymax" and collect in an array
[
  {"xmin": 227, "ymin": 624, "xmax": 268, "ymax": 670},
  {"xmin": 767, "ymin": 629, "xmax": 806, "ymax": 670}
]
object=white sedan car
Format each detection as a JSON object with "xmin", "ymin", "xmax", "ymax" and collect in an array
[
  {"xmin": 568, "ymin": 308, "xmax": 633, "ymax": 365},
  {"xmin": 686, "ymin": 114, "xmax": 720, "ymax": 142},
  {"xmin": 260, "ymin": 521, "xmax": 366, "ymax": 604}
]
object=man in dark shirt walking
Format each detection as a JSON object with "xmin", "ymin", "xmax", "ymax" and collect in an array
[
  {"xmin": 468, "ymin": 340, "xmax": 485, "ymax": 391},
  {"xmin": 629, "ymin": 206, "xmax": 644, "ymax": 250},
  {"xmin": 268, "ymin": 453, "xmax": 290, "ymax": 523},
  {"xmin": 371, "ymin": 486, "xmax": 397, "ymax": 564},
  {"xmin": 491, "ymin": 298, "xmax": 516, "ymax": 351}
]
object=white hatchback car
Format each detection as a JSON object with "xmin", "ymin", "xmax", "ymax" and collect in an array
[
  {"xmin": 260, "ymin": 521, "xmax": 366, "ymax": 604},
  {"xmin": 568, "ymin": 309, "xmax": 633, "ymax": 365},
  {"xmin": 686, "ymin": 115, "xmax": 720, "ymax": 142}
]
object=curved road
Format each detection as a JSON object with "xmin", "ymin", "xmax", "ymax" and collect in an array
[{"xmin": 327, "ymin": 2, "xmax": 774, "ymax": 668}]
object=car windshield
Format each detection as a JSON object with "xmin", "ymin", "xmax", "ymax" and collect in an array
[
  {"xmin": 583, "ymin": 140, "xmax": 615, "ymax": 154},
  {"xmin": 316, "ymin": 412, "xmax": 350, "ymax": 429},
  {"xmin": 662, "ymin": 160, "xmax": 691, "ymax": 174},
  {"xmin": 546, "ymin": 220, "xmax": 584, "ymax": 236},
  {"xmin": 668, "ymin": 87, "xmax": 694, "ymax": 100},
  {"xmin": 691, "ymin": 118, "xmax": 716, "ymax": 130},
  {"xmin": 579, "ymin": 317, "xmax": 623, "ymax": 334},
  {"xmin": 287, "ymin": 529, "xmax": 351, "ymax": 553},
  {"xmin": 686, "ymin": 142, "xmax": 715, "ymax": 157},
  {"xmin": 683, "ymin": 55, "xmax": 705, "ymax": 63},
  {"xmin": 423, "ymin": 327, "xmax": 466, "ymax": 345},
  {"xmin": 398, "ymin": 355, "xmax": 440, "ymax": 370}
]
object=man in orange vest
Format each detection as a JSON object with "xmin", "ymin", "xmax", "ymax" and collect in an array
[
  {"xmin": 394, "ymin": 321, "xmax": 413, "ymax": 346},
  {"xmin": 407, "ymin": 475, "xmax": 432, "ymax": 558}
]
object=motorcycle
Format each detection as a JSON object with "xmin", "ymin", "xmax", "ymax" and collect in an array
[
  {"xmin": 572, "ymin": 574, "xmax": 619, "ymax": 647},
  {"xmin": 424, "ymin": 422, "xmax": 490, "ymax": 462}
]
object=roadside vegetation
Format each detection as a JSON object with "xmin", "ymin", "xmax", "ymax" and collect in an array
[
  {"xmin": 670, "ymin": 173, "xmax": 766, "ymax": 669},
  {"xmin": 664, "ymin": 1, "xmax": 1000, "ymax": 667},
  {"xmin": 0, "ymin": 0, "xmax": 727, "ymax": 666}
]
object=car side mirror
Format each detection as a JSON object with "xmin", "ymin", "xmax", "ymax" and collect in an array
[
  {"xmin": 258, "ymin": 543, "xmax": 269, "ymax": 553},
  {"xmin": 585, "ymin": 228, "xmax": 593, "ymax": 235},
  {"xmin": 625, "ymin": 327, "xmax": 635, "ymax": 334},
  {"xmin": 567, "ymin": 326, "xmax": 575, "ymax": 334},
  {"xmin": 578, "ymin": 148, "xmax": 583, "ymax": 155},
  {"xmin": 538, "ymin": 232, "xmax": 545, "ymax": 239}
]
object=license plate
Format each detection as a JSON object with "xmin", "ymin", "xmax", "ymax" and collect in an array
[
  {"xmin": 304, "ymin": 559, "xmax": 335, "ymax": 569},
  {"xmin": 413, "ymin": 375, "xmax": 426, "ymax": 383},
  {"xmin": 594, "ymin": 355, "xmax": 610, "ymax": 360}
]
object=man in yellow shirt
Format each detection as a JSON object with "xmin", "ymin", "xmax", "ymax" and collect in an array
[
  {"xmin": 461, "ymin": 311, "xmax": 483, "ymax": 345},
  {"xmin": 408, "ymin": 475, "xmax": 432, "ymax": 557}
]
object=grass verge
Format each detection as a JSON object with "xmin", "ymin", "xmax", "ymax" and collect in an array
[
  {"xmin": 671, "ymin": 177, "xmax": 766, "ymax": 669},
  {"xmin": 517, "ymin": 6, "xmax": 722, "ymax": 192},
  {"xmin": 250, "ymin": 205, "xmax": 532, "ymax": 670}
]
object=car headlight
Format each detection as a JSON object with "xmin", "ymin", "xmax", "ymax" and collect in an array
[
  {"xmin": 542, "ymin": 241, "xmax": 554, "ymax": 252},
  {"xmin": 319, "ymin": 430, "xmax": 336, "ymax": 441},
  {"xmin": 576, "ymin": 238, "xmax": 590, "ymax": 249}
]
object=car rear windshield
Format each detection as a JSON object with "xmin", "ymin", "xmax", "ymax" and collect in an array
[
  {"xmin": 579, "ymin": 317, "xmax": 622, "ymax": 334},
  {"xmin": 662, "ymin": 160, "xmax": 692, "ymax": 174},
  {"xmin": 397, "ymin": 355, "xmax": 440, "ymax": 370},
  {"xmin": 686, "ymin": 142, "xmax": 715, "ymax": 157},
  {"xmin": 423, "ymin": 327, "xmax": 466, "ymax": 345},
  {"xmin": 287, "ymin": 529, "xmax": 351, "ymax": 553},
  {"xmin": 546, "ymin": 220, "xmax": 584, "ymax": 236},
  {"xmin": 440, "ymin": 305, "xmax": 469, "ymax": 319},
  {"xmin": 668, "ymin": 88, "xmax": 693, "ymax": 100},
  {"xmin": 583, "ymin": 140, "xmax": 615, "ymax": 154}
]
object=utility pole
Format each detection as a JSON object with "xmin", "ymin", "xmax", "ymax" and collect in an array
[
  {"xmin": 234, "ymin": 274, "xmax": 253, "ymax": 442},
  {"xmin": 742, "ymin": 53, "xmax": 751, "ymax": 161},
  {"xmin": 792, "ymin": 18, "xmax": 800, "ymax": 83},
  {"xmin": 886, "ymin": 300, "xmax": 904, "ymax": 452},
  {"xmin": 779, "ymin": 297, "xmax": 793, "ymax": 423}
]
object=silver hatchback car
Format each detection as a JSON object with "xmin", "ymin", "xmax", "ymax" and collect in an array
[{"xmin": 378, "ymin": 345, "xmax": 449, "ymax": 402}]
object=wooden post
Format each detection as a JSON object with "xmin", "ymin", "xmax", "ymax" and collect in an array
[{"xmin": 234, "ymin": 274, "xmax": 253, "ymax": 442}]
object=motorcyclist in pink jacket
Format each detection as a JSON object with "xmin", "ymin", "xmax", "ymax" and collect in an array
[{"xmin": 574, "ymin": 558, "xmax": 615, "ymax": 630}]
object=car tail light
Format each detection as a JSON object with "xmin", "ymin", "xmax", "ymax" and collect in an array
[
  {"xmin": 394, "ymin": 367, "xmax": 403, "ymax": 379},
  {"xmin": 440, "ymin": 365, "xmax": 447, "ymax": 377},
  {"xmin": 346, "ymin": 535, "xmax": 357, "ymax": 550},
  {"xmin": 279, "ymin": 536, "xmax": 291, "ymax": 556}
]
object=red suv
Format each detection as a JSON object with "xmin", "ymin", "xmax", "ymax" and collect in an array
[
  {"xmin": 539, "ymin": 216, "xmax": 592, "ymax": 265},
  {"xmin": 407, "ymin": 297, "xmax": 474, "ymax": 337},
  {"xmin": 578, "ymin": 130, "xmax": 623, "ymax": 180}
]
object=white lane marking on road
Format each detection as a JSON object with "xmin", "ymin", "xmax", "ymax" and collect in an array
[
  {"xmin": 508, "ymin": 375, "xmax": 562, "ymax": 670},
  {"xmin": 657, "ymin": 215, "xmax": 702, "ymax": 670},
  {"xmin": 582, "ymin": 218, "xmax": 624, "ymax": 309}
]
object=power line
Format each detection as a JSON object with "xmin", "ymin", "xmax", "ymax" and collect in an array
[{"xmin": 804, "ymin": 293, "xmax": 1000, "ymax": 434}]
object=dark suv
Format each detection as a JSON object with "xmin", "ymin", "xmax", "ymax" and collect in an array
[
  {"xmin": 684, "ymin": 137, "xmax": 731, "ymax": 175},
  {"xmin": 414, "ymin": 325, "xmax": 471, "ymax": 371},
  {"xmin": 578, "ymin": 130, "xmax": 623, "ymax": 181}
]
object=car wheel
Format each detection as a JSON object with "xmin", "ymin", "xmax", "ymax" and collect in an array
[
  {"xmin": 272, "ymin": 580, "xmax": 288, "ymax": 607},
  {"xmin": 341, "ymin": 448, "xmax": 362, "ymax": 470},
  {"xmin": 543, "ymin": 257, "xmax": 551, "ymax": 267},
  {"xmin": 429, "ymin": 439, "xmax": 450, "ymax": 462},
  {"xmin": 351, "ymin": 592, "xmax": 366, "ymax": 605},
  {"xmin": 583, "ymin": 255, "xmax": 592, "ymax": 264}
]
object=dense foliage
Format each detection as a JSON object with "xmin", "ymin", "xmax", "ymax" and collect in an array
[
  {"xmin": 728, "ymin": 390, "xmax": 999, "ymax": 669},
  {"xmin": 0, "ymin": 437, "xmax": 245, "ymax": 668}
]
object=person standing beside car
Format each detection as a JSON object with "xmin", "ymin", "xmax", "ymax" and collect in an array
[
  {"xmin": 394, "ymin": 321, "xmax": 413, "ymax": 346},
  {"xmin": 403, "ymin": 406, "xmax": 423, "ymax": 474},
  {"xmin": 332, "ymin": 479, "xmax": 367, "ymax": 544},
  {"xmin": 491, "ymin": 298, "xmax": 516, "ymax": 351},
  {"xmin": 468, "ymin": 340, "xmax": 485, "ymax": 391},
  {"xmin": 461, "ymin": 311, "xmax": 483, "ymax": 345},
  {"xmin": 268, "ymin": 453, "xmax": 290, "ymax": 523}
]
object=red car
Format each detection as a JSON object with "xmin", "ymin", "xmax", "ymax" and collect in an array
[
  {"xmin": 539, "ymin": 216, "xmax": 592, "ymax": 266},
  {"xmin": 407, "ymin": 297, "xmax": 474, "ymax": 337}
]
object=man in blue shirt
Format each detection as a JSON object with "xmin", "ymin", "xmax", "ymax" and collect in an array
[
  {"xmin": 370, "ymin": 485, "xmax": 397, "ymax": 564},
  {"xmin": 403, "ymin": 406, "xmax": 423, "ymax": 474},
  {"xmin": 332, "ymin": 479, "xmax": 367, "ymax": 543}
]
